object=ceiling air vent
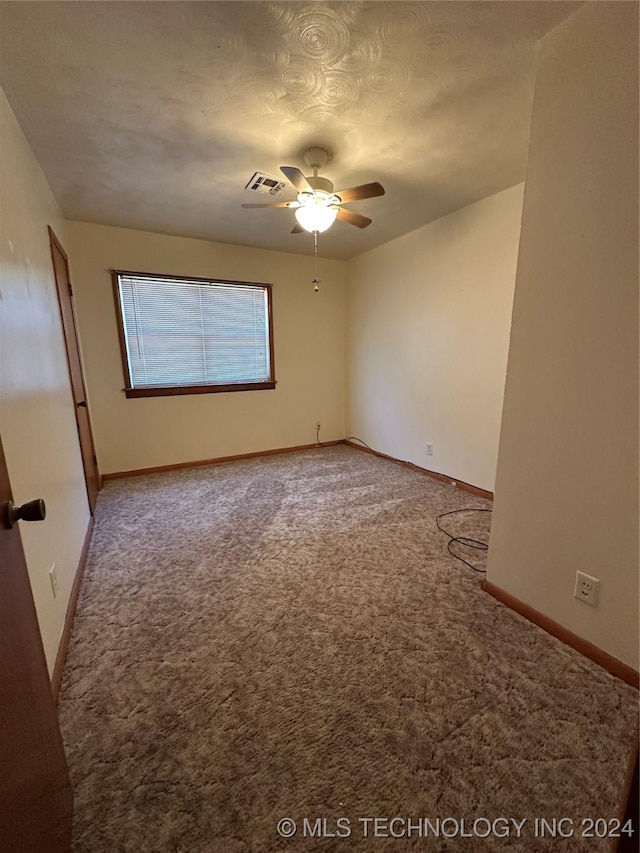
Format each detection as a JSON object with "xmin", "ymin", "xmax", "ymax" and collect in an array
[{"xmin": 244, "ymin": 172, "xmax": 287, "ymax": 196}]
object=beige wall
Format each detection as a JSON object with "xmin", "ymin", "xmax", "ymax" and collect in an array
[
  {"xmin": 487, "ymin": 2, "xmax": 639, "ymax": 669},
  {"xmin": 0, "ymin": 88, "xmax": 91, "ymax": 674},
  {"xmin": 64, "ymin": 222, "xmax": 346, "ymax": 474},
  {"xmin": 346, "ymin": 184, "xmax": 523, "ymax": 493}
]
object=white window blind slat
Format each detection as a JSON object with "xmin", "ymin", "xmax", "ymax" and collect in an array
[{"xmin": 117, "ymin": 275, "xmax": 271, "ymax": 389}]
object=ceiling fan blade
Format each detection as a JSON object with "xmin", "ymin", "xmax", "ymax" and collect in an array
[
  {"xmin": 281, "ymin": 166, "xmax": 313, "ymax": 193},
  {"xmin": 241, "ymin": 201, "xmax": 298, "ymax": 209},
  {"xmin": 336, "ymin": 208, "xmax": 372, "ymax": 229},
  {"xmin": 335, "ymin": 182, "xmax": 385, "ymax": 204},
  {"xmin": 291, "ymin": 222, "xmax": 305, "ymax": 234}
]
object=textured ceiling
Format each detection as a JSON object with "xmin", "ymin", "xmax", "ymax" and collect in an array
[{"xmin": 0, "ymin": 1, "xmax": 581, "ymax": 260}]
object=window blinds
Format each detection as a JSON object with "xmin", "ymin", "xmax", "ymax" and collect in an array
[{"xmin": 117, "ymin": 275, "xmax": 270, "ymax": 388}]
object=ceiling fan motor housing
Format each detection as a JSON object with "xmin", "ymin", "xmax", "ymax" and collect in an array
[{"xmin": 306, "ymin": 175, "xmax": 334, "ymax": 195}]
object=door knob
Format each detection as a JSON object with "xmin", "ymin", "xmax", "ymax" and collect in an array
[
  {"xmin": 5, "ymin": 499, "xmax": 46, "ymax": 528},
  {"xmin": 77, "ymin": 401, "xmax": 87, "ymax": 408}
]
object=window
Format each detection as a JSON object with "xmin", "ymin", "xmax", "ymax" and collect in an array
[{"xmin": 112, "ymin": 270, "xmax": 275, "ymax": 398}]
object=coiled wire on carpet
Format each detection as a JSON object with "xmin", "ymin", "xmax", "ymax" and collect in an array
[
  {"xmin": 435, "ymin": 508, "xmax": 492, "ymax": 573},
  {"xmin": 317, "ymin": 427, "xmax": 492, "ymax": 573}
]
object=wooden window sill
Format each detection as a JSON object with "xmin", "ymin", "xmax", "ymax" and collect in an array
[{"xmin": 124, "ymin": 382, "xmax": 276, "ymax": 398}]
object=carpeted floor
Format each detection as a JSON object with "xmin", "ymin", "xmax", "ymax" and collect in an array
[{"xmin": 58, "ymin": 445, "xmax": 637, "ymax": 852}]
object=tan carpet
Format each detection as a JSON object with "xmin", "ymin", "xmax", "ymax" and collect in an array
[{"xmin": 58, "ymin": 445, "xmax": 637, "ymax": 852}]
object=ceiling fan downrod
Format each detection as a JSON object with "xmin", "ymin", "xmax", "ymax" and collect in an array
[{"xmin": 313, "ymin": 230, "xmax": 321, "ymax": 293}]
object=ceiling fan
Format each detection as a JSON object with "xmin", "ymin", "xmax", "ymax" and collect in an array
[{"xmin": 241, "ymin": 146, "xmax": 385, "ymax": 234}]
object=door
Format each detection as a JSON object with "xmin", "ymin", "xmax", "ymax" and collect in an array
[
  {"xmin": 48, "ymin": 227, "xmax": 99, "ymax": 513},
  {"xmin": 0, "ymin": 432, "xmax": 73, "ymax": 851}
]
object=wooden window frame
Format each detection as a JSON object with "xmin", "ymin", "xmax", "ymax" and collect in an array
[{"xmin": 111, "ymin": 269, "xmax": 276, "ymax": 399}]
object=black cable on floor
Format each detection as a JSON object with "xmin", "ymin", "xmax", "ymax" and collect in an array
[
  {"xmin": 316, "ymin": 422, "xmax": 329, "ymax": 447},
  {"xmin": 343, "ymin": 434, "xmax": 376, "ymax": 453},
  {"xmin": 316, "ymin": 426, "xmax": 378, "ymax": 455},
  {"xmin": 325, "ymin": 430, "xmax": 491, "ymax": 574},
  {"xmin": 436, "ymin": 508, "xmax": 492, "ymax": 573}
]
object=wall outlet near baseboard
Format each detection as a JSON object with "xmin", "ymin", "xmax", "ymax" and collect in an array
[
  {"xmin": 426, "ymin": 442, "xmax": 433, "ymax": 456},
  {"xmin": 574, "ymin": 570, "xmax": 599, "ymax": 607},
  {"xmin": 49, "ymin": 563, "xmax": 58, "ymax": 598}
]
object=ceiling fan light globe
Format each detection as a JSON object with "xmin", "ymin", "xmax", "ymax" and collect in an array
[{"xmin": 294, "ymin": 204, "xmax": 338, "ymax": 233}]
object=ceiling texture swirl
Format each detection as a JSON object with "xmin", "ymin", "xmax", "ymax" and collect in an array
[{"xmin": 0, "ymin": 1, "xmax": 581, "ymax": 259}]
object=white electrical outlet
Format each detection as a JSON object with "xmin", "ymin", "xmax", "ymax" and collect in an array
[
  {"xmin": 49, "ymin": 563, "xmax": 58, "ymax": 598},
  {"xmin": 574, "ymin": 571, "xmax": 600, "ymax": 607},
  {"xmin": 426, "ymin": 442, "xmax": 433, "ymax": 456}
]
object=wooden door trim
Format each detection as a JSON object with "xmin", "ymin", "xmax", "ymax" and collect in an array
[
  {"xmin": 617, "ymin": 728, "xmax": 639, "ymax": 851},
  {"xmin": 48, "ymin": 226, "xmax": 101, "ymax": 506},
  {"xmin": 48, "ymin": 225, "xmax": 69, "ymax": 264}
]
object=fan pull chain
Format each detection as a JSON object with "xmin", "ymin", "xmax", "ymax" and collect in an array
[{"xmin": 312, "ymin": 230, "xmax": 321, "ymax": 293}]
